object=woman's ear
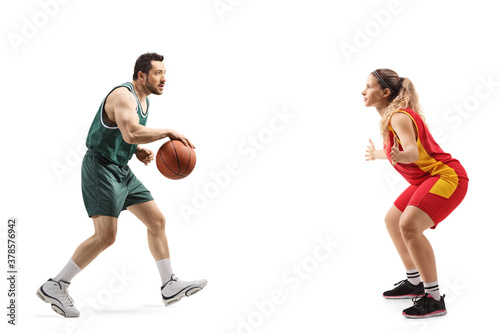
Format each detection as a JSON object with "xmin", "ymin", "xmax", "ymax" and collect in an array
[{"xmin": 383, "ymin": 88, "xmax": 392, "ymax": 99}]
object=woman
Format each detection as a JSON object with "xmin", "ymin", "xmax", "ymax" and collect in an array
[{"xmin": 362, "ymin": 69, "xmax": 468, "ymax": 318}]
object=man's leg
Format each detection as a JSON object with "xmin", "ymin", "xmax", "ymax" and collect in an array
[
  {"xmin": 127, "ymin": 200, "xmax": 173, "ymax": 284},
  {"xmin": 127, "ymin": 200, "xmax": 207, "ymax": 306},
  {"xmin": 52, "ymin": 215, "xmax": 118, "ymax": 282},
  {"xmin": 38, "ymin": 215, "xmax": 118, "ymax": 317},
  {"xmin": 71, "ymin": 215, "xmax": 119, "ymax": 269},
  {"xmin": 126, "ymin": 201, "xmax": 169, "ymax": 260}
]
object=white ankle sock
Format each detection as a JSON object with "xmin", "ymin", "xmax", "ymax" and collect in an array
[
  {"xmin": 406, "ymin": 269, "xmax": 422, "ymax": 286},
  {"xmin": 53, "ymin": 259, "xmax": 82, "ymax": 283},
  {"xmin": 156, "ymin": 258, "xmax": 174, "ymax": 285},
  {"xmin": 424, "ymin": 281, "xmax": 440, "ymax": 300}
]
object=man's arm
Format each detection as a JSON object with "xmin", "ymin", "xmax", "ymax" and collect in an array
[
  {"xmin": 109, "ymin": 89, "xmax": 193, "ymax": 147},
  {"xmin": 112, "ymin": 90, "xmax": 171, "ymax": 144}
]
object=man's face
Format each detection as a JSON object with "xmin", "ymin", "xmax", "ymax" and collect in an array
[{"xmin": 144, "ymin": 61, "xmax": 166, "ymax": 95}]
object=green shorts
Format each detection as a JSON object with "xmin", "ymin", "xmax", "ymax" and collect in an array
[{"xmin": 81, "ymin": 149, "xmax": 154, "ymax": 218}]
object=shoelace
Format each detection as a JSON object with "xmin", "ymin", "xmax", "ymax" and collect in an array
[
  {"xmin": 393, "ymin": 280, "xmax": 407, "ymax": 288},
  {"xmin": 161, "ymin": 275, "xmax": 179, "ymax": 290},
  {"xmin": 411, "ymin": 293, "xmax": 431, "ymax": 308},
  {"xmin": 61, "ymin": 286, "xmax": 75, "ymax": 306}
]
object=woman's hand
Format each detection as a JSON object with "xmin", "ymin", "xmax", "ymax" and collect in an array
[
  {"xmin": 365, "ymin": 139, "xmax": 377, "ymax": 161},
  {"xmin": 390, "ymin": 137, "xmax": 400, "ymax": 166},
  {"xmin": 365, "ymin": 139, "xmax": 389, "ymax": 161}
]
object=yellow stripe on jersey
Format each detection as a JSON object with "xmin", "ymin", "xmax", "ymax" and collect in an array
[
  {"xmin": 395, "ymin": 111, "xmax": 459, "ymax": 199},
  {"xmin": 414, "ymin": 140, "xmax": 459, "ymax": 198}
]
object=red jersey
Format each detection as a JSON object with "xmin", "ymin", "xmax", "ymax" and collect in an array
[{"xmin": 384, "ymin": 108, "xmax": 468, "ymax": 199}]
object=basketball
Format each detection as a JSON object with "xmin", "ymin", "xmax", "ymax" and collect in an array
[{"xmin": 156, "ymin": 140, "xmax": 196, "ymax": 179}]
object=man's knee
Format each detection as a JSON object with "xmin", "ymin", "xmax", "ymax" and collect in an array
[
  {"xmin": 96, "ymin": 229, "xmax": 117, "ymax": 249},
  {"xmin": 148, "ymin": 214, "xmax": 166, "ymax": 236}
]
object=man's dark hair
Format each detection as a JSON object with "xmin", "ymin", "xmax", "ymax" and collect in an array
[{"xmin": 133, "ymin": 52, "xmax": 164, "ymax": 80}]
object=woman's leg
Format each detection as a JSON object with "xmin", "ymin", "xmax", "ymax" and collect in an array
[
  {"xmin": 385, "ymin": 205, "xmax": 417, "ymax": 270},
  {"xmin": 399, "ymin": 206, "xmax": 436, "ymax": 283}
]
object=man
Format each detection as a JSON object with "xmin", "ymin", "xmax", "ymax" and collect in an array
[{"xmin": 37, "ymin": 52, "xmax": 207, "ymax": 317}]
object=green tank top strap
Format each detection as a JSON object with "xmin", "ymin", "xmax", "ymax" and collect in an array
[{"xmin": 85, "ymin": 82, "xmax": 149, "ymax": 166}]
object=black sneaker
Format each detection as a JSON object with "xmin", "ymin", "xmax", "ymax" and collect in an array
[
  {"xmin": 402, "ymin": 293, "xmax": 447, "ymax": 318},
  {"xmin": 383, "ymin": 279, "xmax": 424, "ymax": 299}
]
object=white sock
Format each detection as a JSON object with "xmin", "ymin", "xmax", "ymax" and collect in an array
[
  {"xmin": 406, "ymin": 269, "xmax": 422, "ymax": 286},
  {"xmin": 424, "ymin": 281, "xmax": 441, "ymax": 300},
  {"xmin": 53, "ymin": 259, "xmax": 82, "ymax": 283},
  {"xmin": 156, "ymin": 258, "xmax": 174, "ymax": 285}
]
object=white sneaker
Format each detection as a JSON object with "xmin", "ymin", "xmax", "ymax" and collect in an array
[
  {"xmin": 161, "ymin": 274, "xmax": 207, "ymax": 306},
  {"xmin": 37, "ymin": 279, "xmax": 80, "ymax": 317}
]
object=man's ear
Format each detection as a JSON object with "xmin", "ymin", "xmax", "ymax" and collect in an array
[{"xmin": 138, "ymin": 71, "xmax": 146, "ymax": 82}]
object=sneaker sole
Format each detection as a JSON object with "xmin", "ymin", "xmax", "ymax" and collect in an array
[
  {"xmin": 402, "ymin": 309, "xmax": 447, "ymax": 319},
  {"xmin": 162, "ymin": 282, "xmax": 207, "ymax": 307},
  {"xmin": 383, "ymin": 294, "xmax": 421, "ymax": 300},
  {"xmin": 36, "ymin": 287, "xmax": 79, "ymax": 318}
]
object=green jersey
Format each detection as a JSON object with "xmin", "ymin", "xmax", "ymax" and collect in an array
[{"xmin": 86, "ymin": 82, "xmax": 149, "ymax": 166}]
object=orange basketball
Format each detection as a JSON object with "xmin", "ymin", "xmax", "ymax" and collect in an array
[{"xmin": 156, "ymin": 140, "xmax": 196, "ymax": 179}]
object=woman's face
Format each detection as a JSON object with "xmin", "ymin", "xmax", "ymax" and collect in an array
[{"xmin": 362, "ymin": 74, "xmax": 390, "ymax": 109}]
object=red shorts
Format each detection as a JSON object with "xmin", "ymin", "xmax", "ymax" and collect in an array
[{"xmin": 394, "ymin": 176, "xmax": 468, "ymax": 229}]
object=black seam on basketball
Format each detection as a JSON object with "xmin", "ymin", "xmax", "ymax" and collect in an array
[
  {"xmin": 180, "ymin": 145, "xmax": 191, "ymax": 176},
  {"xmin": 170, "ymin": 140, "xmax": 182, "ymax": 174},
  {"xmin": 159, "ymin": 149, "xmax": 180, "ymax": 176},
  {"xmin": 159, "ymin": 150, "xmax": 179, "ymax": 175}
]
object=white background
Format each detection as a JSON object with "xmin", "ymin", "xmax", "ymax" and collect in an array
[{"xmin": 1, "ymin": 0, "xmax": 499, "ymax": 332}]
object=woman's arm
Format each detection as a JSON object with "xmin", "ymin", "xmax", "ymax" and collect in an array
[{"xmin": 389, "ymin": 112, "xmax": 419, "ymax": 165}]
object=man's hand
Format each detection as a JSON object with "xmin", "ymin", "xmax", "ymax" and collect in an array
[
  {"xmin": 135, "ymin": 146, "xmax": 155, "ymax": 166},
  {"xmin": 167, "ymin": 129, "xmax": 195, "ymax": 149}
]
